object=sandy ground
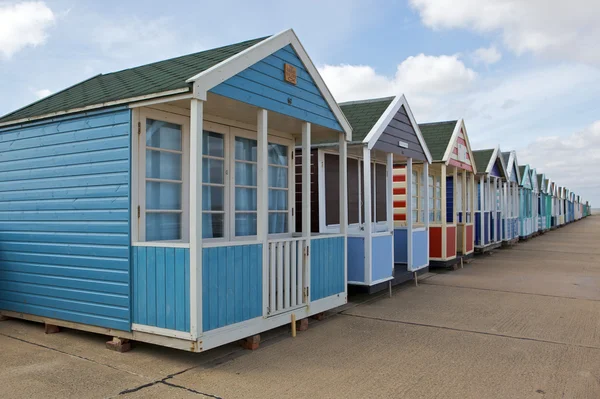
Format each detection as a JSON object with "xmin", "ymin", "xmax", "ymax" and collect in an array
[{"xmin": 1, "ymin": 216, "xmax": 599, "ymax": 398}]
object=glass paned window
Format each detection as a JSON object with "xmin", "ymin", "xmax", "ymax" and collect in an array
[
  {"xmin": 429, "ymin": 174, "xmax": 442, "ymax": 222},
  {"xmin": 411, "ymin": 170, "xmax": 419, "ymax": 222},
  {"xmin": 145, "ymin": 119, "xmax": 183, "ymax": 241},
  {"xmin": 202, "ymin": 131, "xmax": 225, "ymax": 238},
  {"xmin": 235, "ymin": 137, "xmax": 258, "ymax": 236},
  {"xmin": 268, "ymin": 143, "xmax": 289, "ymax": 234}
]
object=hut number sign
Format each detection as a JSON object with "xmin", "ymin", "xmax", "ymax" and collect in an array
[{"xmin": 284, "ymin": 63, "xmax": 297, "ymax": 85}]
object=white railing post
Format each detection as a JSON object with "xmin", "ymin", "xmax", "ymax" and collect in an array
[
  {"xmin": 406, "ymin": 157, "xmax": 413, "ymax": 271},
  {"xmin": 301, "ymin": 122, "xmax": 311, "ymax": 303},
  {"xmin": 423, "ymin": 162, "xmax": 429, "ymax": 265},
  {"xmin": 339, "ymin": 133, "xmax": 348, "ymax": 290},
  {"xmin": 189, "ymin": 98, "xmax": 203, "ymax": 339},
  {"xmin": 363, "ymin": 147, "xmax": 373, "ymax": 284},
  {"xmin": 257, "ymin": 109, "xmax": 269, "ymax": 315}
]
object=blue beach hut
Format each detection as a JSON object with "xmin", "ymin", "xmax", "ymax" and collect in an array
[{"xmin": 0, "ymin": 30, "xmax": 353, "ymax": 352}]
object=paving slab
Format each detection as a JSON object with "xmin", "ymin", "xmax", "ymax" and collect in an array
[
  {"xmin": 0, "ymin": 334, "xmax": 148, "ymax": 399},
  {"xmin": 344, "ymin": 283, "xmax": 600, "ymax": 348},
  {"xmin": 169, "ymin": 315, "xmax": 600, "ymax": 399},
  {"xmin": 0, "ymin": 318, "xmax": 244, "ymax": 380}
]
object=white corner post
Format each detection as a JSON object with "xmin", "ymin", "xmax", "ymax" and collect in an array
[
  {"xmin": 479, "ymin": 175, "xmax": 484, "ymax": 245},
  {"xmin": 453, "ymin": 167, "xmax": 458, "ymax": 225},
  {"xmin": 406, "ymin": 158, "xmax": 413, "ymax": 271},
  {"xmin": 471, "ymin": 173, "xmax": 475, "ymax": 226},
  {"xmin": 257, "ymin": 109, "xmax": 269, "ymax": 315},
  {"xmin": 362, "ymin": 147, "xmax": 373, "ymax": 285},
  {"xmin": 301, "ymin": 122, "xmax": 311, "ymax": 302},
  {"xmin": 189, "ymin": 98, "xmax": 204, "ymax": 340},
  {"xmin": 339, "ymin": 133, "xmax": 348, "ymax": 289},
  {"xmin": 423, "ymin": 162, "xmax": 429, "ymax": 265},
  {"xmin": 440, "ymin": 164, "xmax": 447, "ymax": 259}
]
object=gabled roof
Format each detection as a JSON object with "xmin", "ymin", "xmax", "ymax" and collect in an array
[
  {"xmin": 419, "ymin": 121, "xmax": 457, "ymax": 161},
  {"xmin": 519, "ymin": 164, "xmax": 532, "ymax": 189},
  {"xmin": 340, "ymin": 97, "xmax": 393, "ymax": 143},
  {"xmin": 473, "ymin": 149, "xmax": 494, "ymax": 174},
  {"xmin": 340, "ymin": 95, "xmax": 432, "ymax": 162},
  {"xmin": 0, "ymin": 29, "xmax": 353, "ymax": 138},
  {"xmin": 501, "ymin": 151, "xmax": 521, "ymax": 183},
  {"xmin": 537, "ymin": 174, "xmax": 545, "ymax": 193},
  {"xmin": 0, "ymin": 37, "xmax": 266, "ymax": 125},
  {"xmin": 472, "ymin": 146, "xmax": 506, "ymax": 178},
  {"xmin": 530, "ymin": 168, "xmax": 538, "ymax": 192}
]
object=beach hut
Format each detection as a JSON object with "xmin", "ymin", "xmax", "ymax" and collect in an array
[
  {"xmin": 417, "ymin": 120, "xmax": 476, "ymax": 267},
  {"xmin": 518, "ymin": 165, "xmax": 534, "ymax": 239},
  {"xmin": 568, "ymin": 191, "xmax": 575, "ymax": 223},
  {"xmin": 537, "ymin": 173, "xmax": 550, "ymax": 232},
  {"xmin": 530, "ymin": 168, "xmax": 539, "ymax": 235},
  {"xmin": 298, "ymin": 95, "xmax": 432, "ymax": 293},
  {"xmin": 558, "ymin": 187, "xmax": 566, "ymax": 226},
  {"xmin": 0, "ymin": 30, "xmax": 353, "ymax": 352},
  {"xmin": 549, "ymin": 181, "xmax": 559, "ymax": 228},
  {"xmin": 472, "ymin": 147, "xmax": 507, "ymax": 252},
  {"xmin": 501, "ymin": 151, "xmax": 520, "ymax": 245}
]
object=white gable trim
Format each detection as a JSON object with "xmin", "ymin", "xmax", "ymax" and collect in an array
[
  {"xmin": 363, "ymin": 95, "xmax": 432, "ymax": 163},
  {"xmin": 442, "ymin": 119, "xmax": 477, "ymax": 174},
  {"xmin": 186, "ymin": 29, "xmax": 352, "ymax": 140}
]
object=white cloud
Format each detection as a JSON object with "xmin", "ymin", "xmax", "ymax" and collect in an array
[
  {"xmin": 410, "ymin": 0, "xmax": 600, "ymax": 64},
  {"xmin": 34, "ymin": 89, "xmax": 52, "ymax": 99},
  {"xmin": 472, "ymin": 46, "xmax": 502, "ymax": 65},
  {"xmin": 519, "ymin": 121, "xmax": 600, "ymax": 203},
  {"xmin": 0, "ymin": 1, "xmax": 55, "ymax": 59},
  {"xmin": 319, "ymin": 54, "xmax": 477, "ymax": 120}
]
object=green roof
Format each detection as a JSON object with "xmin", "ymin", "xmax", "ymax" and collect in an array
[
  {"xmin": 472, "ymin": 149, "xmax": 494, "ymax": 174},
  {"xmin": 519, "ymin": 165, "xmax": 527, "ymax": 176},
  {"xmin": 418, "ymin": 121, "xmax": 457, "ymax": 161},
  {"xmin": 537, "ymin": 174, "xmax": 544, "ymax": 189},
  {"xmin": 0, "ymin": 37, "xmax": 267, "ymax": 124},
  {"xmin": 339, "ymin": 97, "xmax": 394, "ymax": 143}
]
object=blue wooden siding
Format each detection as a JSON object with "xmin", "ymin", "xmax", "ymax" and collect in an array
[
  {"xmin": 132, "ymin": 246, "xmax": 190, "ymax": 332},
  {"xmin": 347, "ymin": 236, "xmax": 365, "ymax": 283},
  {"xmin": 202, "ymin": 244, "xmax": 262, "ymax": 332},
  {"xmin": 371, "ymin": 235, "xmax": 393, "ymax": 282},
  {"xmin": 484, "ymin": 213, "xmax": 490, "ymax": 244},
  {"xmin": 475, "ymin": 213, "xmax": 482, "ymax": 246},
  {"xmin": 446, "ymin": 176, "xmax": 454, "ymax": 223},
  {"xmin": 393, "ymin": 229, "xmax": 408, "ymax": 264},
  {"xmin": 0, "ymin": 107, "xmax": 131, "ymax": 331},
  {"xmin": 210, "ymin": 45, "xmax": 342, "ymax": 132},
  {"xmin": 411, "ymin": 230, "xmax": 428, "ymax": 270},
  {"xmin": 311, "ymin": 236, "xmax": 345, "ymax": 301}
]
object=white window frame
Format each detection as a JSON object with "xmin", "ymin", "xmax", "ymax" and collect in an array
[
  {"xmin": 319, "ymin": 149, "xmax": 388, "ymax": 234},
  {"xmin": 133, "ymin": 108, "xmax": 190, "ymax": 245},
  {"xmin": 203, "ymin": 123, "xmax": 294, "ymax": 243},
  {"xmin": 428, "ymin": 171, "xmax": 442, "ymax": 223}
]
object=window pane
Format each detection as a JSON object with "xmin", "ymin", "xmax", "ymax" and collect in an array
[
  {"xmin": 436, "ymin": 210, "xmax": 441, "ymax": 221},
  {"xmin": 428, "ymin": 176, "xmax": 433, "ymax": 186},
  {"xmin": 269, "ymin": 213, "xmax": 288, "ymax": 234},
  {"xmin": 146, "ymin": 119, "xmax": 181, "ymax": 151},
  {"xmin": 203, "ymin": 131, "xmax": 224, "ymax": 157},
  {"xmin": 269, "ymin": 166, "xmax": 288, "ymax": 188},
  {"xmin": 146, "ymin": 150, "xmax": 181, "ymax": 180},
  {"xmin": 412, "ymin": 210, "xmax": 418, "ymax": 221},
  {"xmin": 436, "ymin": 199, "xmax": 441, "ymax": 210},
  {"xmin": 202, "ymin": 158, "xmax": 224, "ymax": 184},
  {"xmin": 235, "ymin": 213, "xmax": 257, "ymax": 236},
  {"xmin": 269, "ymin": 189, "xmax": 288, "ymax": 211},
  {"xmin": 429, "ymin": 210, "xmax": 434, "ymax": 222},
  {"xmin": 268, "ymin": 143, "xmax": 287, "ymax": 165},
  {"xmin": 146, "ymin": 213, "xmax": 181, "ymax": 241},
  {"xmin": 235, "ymin": 162, "xmax": 257, "ymax": 186},
  {"xmin": 236, "ymin": 188, "xmax": 257, "ymax": 211},
  {"xmin": 146, "ymin": 181, "xmax": 181, "ymax": 210},
  {"xmin": 235, "ymin": 137, "xmax": 257, "ymax": 162},
  {"xmin": 202, "ymin": 213, "xmax": 224, "ymax": 238},
  {"xmin": 202, "ymin": 186, "xmax": 224, "ymax": 211}
]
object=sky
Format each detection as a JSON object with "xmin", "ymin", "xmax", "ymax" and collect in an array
[{"xmin": 0, "ymin": 0, "xmax": 598, "ymax": 205}]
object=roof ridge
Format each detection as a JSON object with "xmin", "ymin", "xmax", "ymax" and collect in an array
[
  {"xmin": 418, "ymin": 120, "xmax": 458, "ymax": 127},
  {"xmin": 339, "ymin": 96, "xmax": 395, "ymax": 106},
  {"xmin": 103, "ymin": 37, "xmax": 269, "ymax": 77}
]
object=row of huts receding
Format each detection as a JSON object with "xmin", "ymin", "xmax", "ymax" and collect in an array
[{"xmin": 0, "ymin": 29, "xmax": 592, "ymax": 352}]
